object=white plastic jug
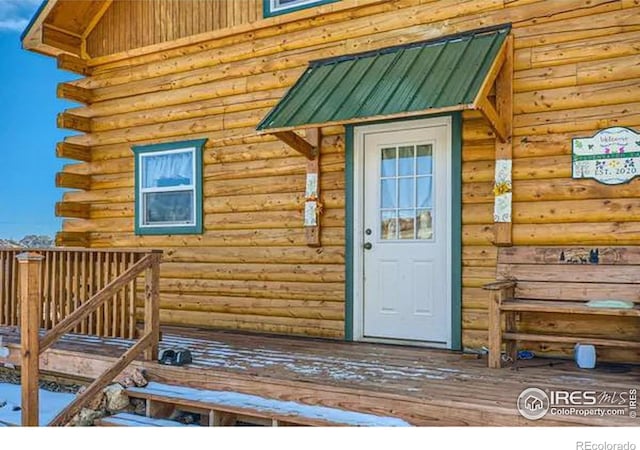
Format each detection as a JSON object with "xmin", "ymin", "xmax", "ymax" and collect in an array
[{"xmin": 574, "ymin": 343, "xmax": 596, "ymax": 369}]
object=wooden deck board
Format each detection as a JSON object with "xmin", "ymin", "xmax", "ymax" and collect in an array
[
  {"xmin": 1, "ymin": 325, "xmax": 637, "ymax": 426},
  {"xmin": 157, "ymin": 327, "xmax": 638, "ymax": 391}
]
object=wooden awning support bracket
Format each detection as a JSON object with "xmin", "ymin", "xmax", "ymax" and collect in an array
[
  {"xmin": 489, "ymin": 35, "xmax": 514, "ymax": 246},
  {"xmin": 478, "ymin": 98, "xmax": 508, "ymax": 143},
  {"xmin": 269, "ymin": 128, "xmax": 322, "ymax": 248},
  {"xmin": 271, "ymin": 128, "xmax": 322, "ymax": 247},
  {"xmin": 474, "ymin": 35, "xmax": 513, "ymax": 145},
  {"xmin": 273, "ymin": 130, "xmax": 319, "ymax": 160},
  {"xmin": 302, "ymin": 128, "xmax": 322, "ymax": 247}
]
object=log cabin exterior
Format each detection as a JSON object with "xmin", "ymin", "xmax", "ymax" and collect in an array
[{"xmin": 19, "ymin": 0, "xmax": 640, "ymax": 366}]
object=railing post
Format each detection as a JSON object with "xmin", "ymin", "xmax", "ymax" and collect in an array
[
  {"xmin": 143, "ymin": 251, "xmax": 161, "ymax": 361},
  {"xmin": 17, "ymin": 252, "xmax": 44, "ymax": 427}
]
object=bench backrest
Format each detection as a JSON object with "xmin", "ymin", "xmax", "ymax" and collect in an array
[{"xmin": 496, "ymin": 246, "xmax": 640, "ymax": 303}]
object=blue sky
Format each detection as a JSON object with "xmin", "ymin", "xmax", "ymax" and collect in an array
[{"xmin": 0, "ymin": 0, "xmax": 75, "ymax": 239}]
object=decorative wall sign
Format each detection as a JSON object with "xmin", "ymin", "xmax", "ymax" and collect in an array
[
  {"xmin": 493, "ymin": 159, "xmax": 512, "ymax": 223},
  {"xmin": 304, "ymin": 173, "xmax": 319, "ymax": 227},
  {"xmin": 305, "ymin": 173, "xmax": 318, "ymax": 198},
  {"xmin": 304, "ymin": 202, "xmax": 317, "ymax": 226},
  {"xmin": 572, "ymin": 127, "xmax": 640, "ymax": 185}
]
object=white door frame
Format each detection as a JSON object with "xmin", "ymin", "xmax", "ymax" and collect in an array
[{"xmin": 351, "ymin": 117, "xmax": 453, "ymax": 348}]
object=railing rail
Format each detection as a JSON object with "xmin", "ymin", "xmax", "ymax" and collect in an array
[
  {"xmin": 39, "ymin": 255, "xmax": 154, "ymax": 353},
  {"xmin": 5, "ymin": 248, "xmax": 162, "ymax": 426},
  {"xmin": 50, "ymin": 332, "xmax": 156, "ymax": 426},
  {"xmin": 0, "ymin": 248, "xmax": 151, "ymax": 339}
]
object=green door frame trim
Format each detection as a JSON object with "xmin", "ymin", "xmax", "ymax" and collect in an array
[
  {"xmin": 344, "ymin": 112, "xmax": 462, "ymax": 350},
  {"xmin": 132, "ymin": 138, "xmax": 207, "ymax": 236}
]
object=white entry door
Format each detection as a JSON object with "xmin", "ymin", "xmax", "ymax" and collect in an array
[{"xmin": 354, "ymin": 118, "xmax": 452, "ymax": 345}]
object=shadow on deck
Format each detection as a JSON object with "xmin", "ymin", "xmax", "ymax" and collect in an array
[{"xmin": 1, "ymin": 325, "xmax": 638, "ymax": 426}]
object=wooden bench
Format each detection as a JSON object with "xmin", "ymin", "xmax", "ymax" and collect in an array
[{"xmin": 484, "ymin": 246, "xmax": 640, "ymax": 368}]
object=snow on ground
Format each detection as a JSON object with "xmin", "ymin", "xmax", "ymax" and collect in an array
[
  {"xmin": 103, "ymin": 412, "xmax": 195, "ymax": 427},
  {"xmin": 129, "ymin": 382, "xmax": 411, "ymax": 427},
  {"xmin": 0, "ymin": 383, "xmax": 75, "ymax": 426}
]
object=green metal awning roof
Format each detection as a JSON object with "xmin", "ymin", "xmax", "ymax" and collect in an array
[{"xmin": 257, "ymin": 25, "xmax": 511, "ymax": 132}]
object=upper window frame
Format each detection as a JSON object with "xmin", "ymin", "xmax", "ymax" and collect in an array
[
  {"xmin": 132, "ymin": 139, "xmax": 206, "ymax": 236},
  {"xmin": 263, "ymin": 0, "xmax": 340, "ymax": 18}
]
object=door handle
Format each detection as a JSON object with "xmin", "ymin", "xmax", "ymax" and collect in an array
[{"xmin": 363, "ymin": 242, "xmax": 373, "ymax": 250}]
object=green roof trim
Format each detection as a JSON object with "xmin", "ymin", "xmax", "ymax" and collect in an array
[{"xmin": 257, "ymin": 24, "xmax": 510, "ymax": 131}]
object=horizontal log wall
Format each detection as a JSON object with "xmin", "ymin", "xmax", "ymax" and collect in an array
[
  {"xmin": 86, "ymin": 0, "xmax": 262, "ymax": 58},
  {"xmin": 55, "ymin": 0, "xmax": 640, "ymax": 360}
]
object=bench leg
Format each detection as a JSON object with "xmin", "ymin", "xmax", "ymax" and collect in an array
[
  {"xmin": 505, "ymin": 311, "xmax": 517, "ymax": 364},
  {"xmin": 488, "ymin": 291, "xmax": 502, "ymax": 368}
]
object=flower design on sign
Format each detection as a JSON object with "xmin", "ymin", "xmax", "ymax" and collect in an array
[
  {"xmin": 493, "ymin": 159, "xmax": 512, "ymax": 223},
  {"xmin": 572, "ymin": 127, "xmax": 640, "ymax": 185},
  {"xmin": 493, "ymin": 181, "xmax": 512, "ymax": 196}
]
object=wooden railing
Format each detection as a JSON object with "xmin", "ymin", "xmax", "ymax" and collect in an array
[
  {"xmin": 0, "ymin": 248, "xmax": 152, "ymax": 339},
  {"xmin": 7, "ymin": 249, "xmax": 162, "ymax": 426}
]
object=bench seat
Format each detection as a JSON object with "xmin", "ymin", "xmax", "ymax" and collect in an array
[
  {"xmin": 502, "ymin": 333, "xmax": 640, "ymax": 349},
  {"xmin": 484, "ymin": 246, "xmax": 640, "ymax": 368},
  {"xmin": 500, "ymin": 300, "xmax": 640, "ymax": 317}
]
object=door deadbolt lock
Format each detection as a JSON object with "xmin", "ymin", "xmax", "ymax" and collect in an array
[
  {"xmin": 363, "ymin": 242, "xmax": 373, "ymax": 250},
  {"xmin": 365, "ymin": 228, "xmax": 372, "ymax": 235}
]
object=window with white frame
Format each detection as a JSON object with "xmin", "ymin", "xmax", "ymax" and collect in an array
[
  {"xmin": 132, "ymin": 139, "xmax": 206, "ymax": 235},
  {"xmin": 264, "ymin": 0, "xmax": 338, "ymax": 17}
]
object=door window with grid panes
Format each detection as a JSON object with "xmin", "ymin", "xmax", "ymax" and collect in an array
[{"xmin": 379, "ymin": 144, "xmax": 434, "ymax": 241}]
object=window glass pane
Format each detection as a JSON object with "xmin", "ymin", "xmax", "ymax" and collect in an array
[
  {"xmin": 381, "ymin": 147, "xmax": 396, "ymax": 178},
  {"xmin": 380, "ymin": 179, "xmax": 396, "ymax": 208},
  {"xmin": 398, "ymin": 177, "xmax": 414, "ymax": 209},
  {"xmin": 142, "ymin": 151, "xmax": 194, "ymax": 188},
  {"xmin": 398, "ymin": 145, "xmax": 414, "ymax": 176},
  {"xmin": 417, "ymin": 176, "xmax": 433, "ymax": 208},
  {"xmin": 398, "ymin": 209, "xmax": 415, "ymax": 240},
  {"xmin": 380, "ymin": 210, "xmax": 397, "ymax": 240},
  {"xmin": 144, "ymin": 191, "xmax": 193, "ymax": 225},
  {"xmin": 417, "ymin": 209, "xmax": 433, "ymax": 240},
  {"xmin": 417, "ymin": 144, "xmax": 433, "ymax": 175}
]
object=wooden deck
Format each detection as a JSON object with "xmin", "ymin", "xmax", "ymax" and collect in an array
[{"xmin": 1, "ymin": 325, "xmax": 638, "ymax": 426}]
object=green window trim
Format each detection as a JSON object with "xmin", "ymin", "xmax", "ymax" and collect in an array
[
  {"xmin": 263, "ymin": 0, "xmax": 340, "ymax": 18},
  {"xmin": 132, "ymin": 139, "xmax": 206, "ymax": 236}
]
